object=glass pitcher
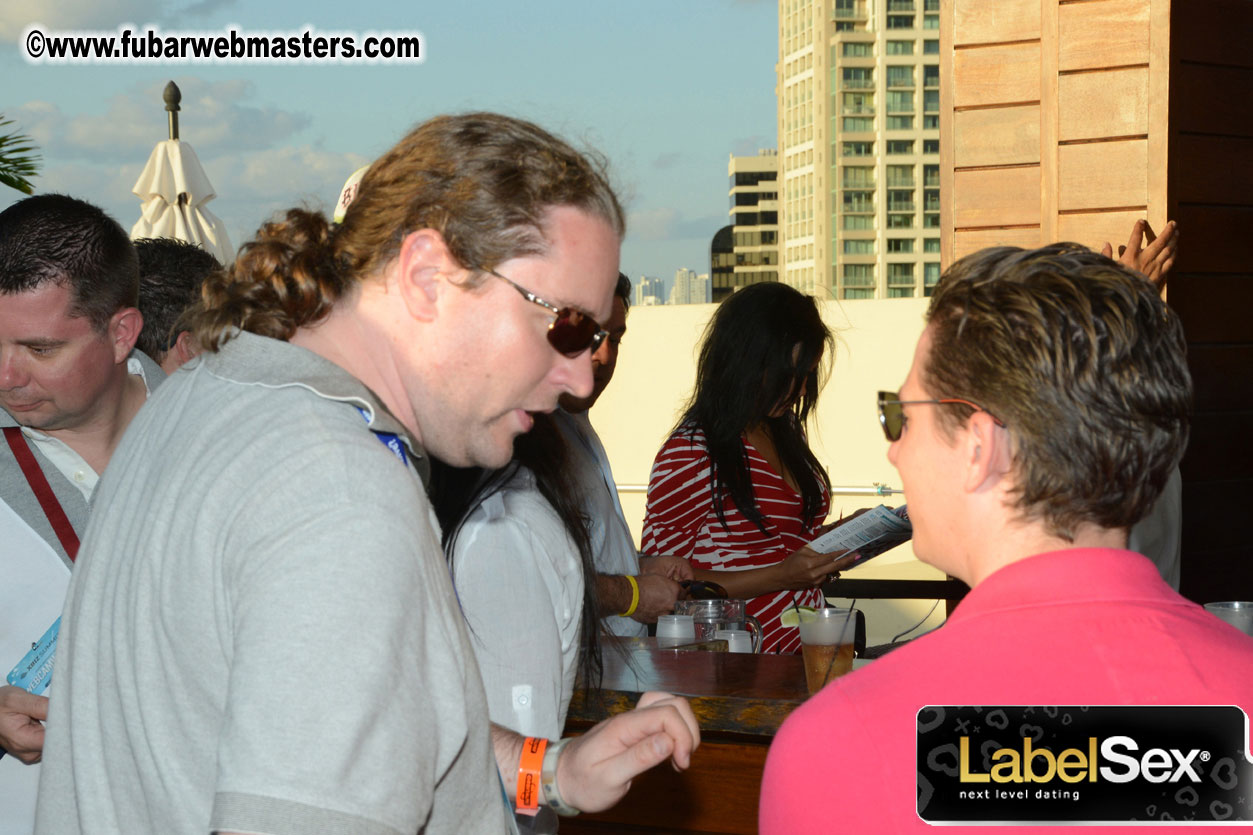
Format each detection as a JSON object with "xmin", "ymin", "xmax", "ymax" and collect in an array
[{"xmin": 673, "ymin": 598, "xmax": 763, "ymax": 652}]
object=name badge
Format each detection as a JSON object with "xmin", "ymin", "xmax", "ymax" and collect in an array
[{"xmin": 7, "ymin": 617, "xmax": 59, "ymax": 695}]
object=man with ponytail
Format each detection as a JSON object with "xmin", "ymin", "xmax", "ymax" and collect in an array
[{"xmin": 37, "ymin": 113, "xmax": 698, "ymax": 835}]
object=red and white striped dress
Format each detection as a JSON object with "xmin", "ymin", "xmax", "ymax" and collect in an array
[{"xmin": 642, "ymin": 423, "xmax": 830, "ymax": 654}]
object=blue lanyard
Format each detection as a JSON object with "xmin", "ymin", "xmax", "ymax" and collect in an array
[
  {"xmin": 357, "ymin": 406, "xmax": 470, "ymax": 619},
  {"xmin": 357, "ymin": 407, "xmax": 408, "ymax": 467}
]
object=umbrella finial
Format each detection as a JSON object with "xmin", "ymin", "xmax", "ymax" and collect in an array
[{"xmin": 163, "ymin": 80, "xmax": 181, "ymax": 141}]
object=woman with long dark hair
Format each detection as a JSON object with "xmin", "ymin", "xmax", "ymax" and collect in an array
[
  {"xmin": 430, "ymin": 413, "xmax": 602, "ymax": 740},
  {"xmin": 642, "ymin": 282, "xmax": 851, "ymax": 654}
]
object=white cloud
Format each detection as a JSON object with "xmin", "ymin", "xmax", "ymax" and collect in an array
[
  {"xmin": 0, "ymin": 0, "xmax": 164, "ymax": 41},
  {"xmin": 652, "ymin": 152, "xmax": 683, "ymax": 171},
  {"xmin": 0, "ymin": 144, "xmax": 368, "ymax": 263},
  {"xmin": 209, "ymin": 145, "xmax": 369, "ymax": 206},
  {"xmin": 730, "ymin": 135, "xmax": 775, "ymax": 157},
  {"xmin": 186, "ymin": 145, "xmax": 370, "ymax": 247},
  {"xmin": 24, "ymin": 158, "xmax": 145, "ymax": 205},
  {"xmin": 626, "ymin": 206, "xmax": 725, "ymax": 244},
  {"xmin": 12, "ymin": 77, "xmax": 310, "ymax": 162},
  {"xmin": 628, "ymin": 206, "xmax": 678, "ymax": 242},
  {"xmin": 174, "ymin": 0, "xmax": 235, "ymax": 18}
]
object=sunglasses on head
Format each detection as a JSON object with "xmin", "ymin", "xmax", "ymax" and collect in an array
[
  {"xmin": 487, "ymin": 269, "xmax": 608, "ymax": 358},
  {"xmin": 877, "ymin": 390, "xmax": 1005, "ymax": 442}
]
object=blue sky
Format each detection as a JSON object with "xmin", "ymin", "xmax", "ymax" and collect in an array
[{"xmin": 0, "ymin": 0, "xmax": 779, "ymax": 280}]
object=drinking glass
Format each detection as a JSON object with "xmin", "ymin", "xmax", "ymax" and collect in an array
[{"xmin": 798, "ymin": 607, "xmax": 858, "ymax": 694}]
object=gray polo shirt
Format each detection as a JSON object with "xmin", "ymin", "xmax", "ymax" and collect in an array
[{"xmin": 36, "ymin": 332, "xmax": 511, "ymax": 835}]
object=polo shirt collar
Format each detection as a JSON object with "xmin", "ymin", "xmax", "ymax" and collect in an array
[
  {"xmin": 947, "ymin": 547, "xmax": 1168, "ymax": 625},
  {"xmin": 203, "ymin": 330, "xmax": 429, "ymax": 484}
]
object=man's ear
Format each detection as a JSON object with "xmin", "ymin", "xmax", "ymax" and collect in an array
[
  {"xmin": 963, "ymin": 411, "xmax": 1012, "ymax": 493},
  {"xmin": 108, "ymin": 307, "xmax": 143, "ymax": 363},
  {"xmin": 393, "ymin": 229, "xmax": 459, "ymax": 323},
  {"xmin": 165, "ymin": 330, "xmax": 200, "ymax": 372}
]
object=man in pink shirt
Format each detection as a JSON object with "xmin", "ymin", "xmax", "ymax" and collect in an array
[{"xmin": 760, "ymin": 243, "xmax": 1253, "ymax": 832}]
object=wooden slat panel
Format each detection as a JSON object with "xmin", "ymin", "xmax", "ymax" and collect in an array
[
  {"xmin": 954, "ymin": 0, "xmax": 1040, "ymax": 45},
  {"xmin": 1172, "ymin": 63, "xmax": 1253, "ymax": 139},
  {"xmin": 940, "ymin": 0, "xmax": 957, "ymax": 268},
  {"xmin": 1040, "ymin": 0, "xmax": 1060, "ymax": 244},
  {"xmin": 953, "ymin": 42, "xmax": 1041, "ymax": 108},
  {"xmin": 1180, "ymin": 544, "xmax": 1253, "ymax": 606},
  {"xmin": 1147, "ymin": 0, "xmax": 1169, "ymax": 233},
  {"xmin": 1059, "ymin": 0, "xmax": 1150, "ymax": 72},
  {"xmin": 1180, "ymin": 482, "xmax": 1253, "ymax": 582},
  {"xmin": 1181, "ymin": 413, "xmax": 1253, "ymax": 483},
  {"xmin": 1170, "ymin": 273, "xmax": 1253, "ymax": 344},
  {"xmin": 1170, "ymin": 0, "xmax": 1253, "ymax": 66},
  {"xmin": 1188, "ymin": 346, "xmax": 1253, "ymax": 413},
  {"xmin": 1055, "ymin": 210, "xmax": 1150, "ymax": 254},
  {"xmin": 952, "ymin": 226, "xmax": 1042, "ymax": 260},
  {"xmin": 1169, "ymin": 205, "xmax": 1253, "ymax": 275},
  {"xmin": 953, "ymin": 166, "xmax": 1041, "ymax": 229},
  {"xmin": 1172, "ymin": 136, "xmax": 1253, "ymax": 205},
  {"xmin": 1177, "ymin": 544, "xmax": 1253, "ymax": 601},
  {"xmin": 1057, "ymin": 139, "xmax": 1148, "ymax": 211},
  {"xmin": 954, "ymin": 105, "xmax": 1040, "ymax": 167},
  {"xmin": 1058, "ymin": 67, "xmax": 1149, "ymax": 142}
]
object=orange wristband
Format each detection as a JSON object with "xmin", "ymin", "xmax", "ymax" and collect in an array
[{"xmin": 516, "ymin": 736, "xmax": 548, "ymax": 815}]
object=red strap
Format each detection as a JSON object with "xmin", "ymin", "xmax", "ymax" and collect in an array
[{"xmin": 3, "ymin": 426, "xmax": 80, "ymax": 561}]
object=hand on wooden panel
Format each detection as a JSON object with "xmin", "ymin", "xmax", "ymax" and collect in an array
[{"xmin": 1102, "ymin": 219, "xmax": 1178, "ymax": 295}]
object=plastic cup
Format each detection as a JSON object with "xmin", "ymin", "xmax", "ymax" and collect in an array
[
  {"xmin": 656, "ymin": 614, "xmax": 696, "ymax": 648},
  {"xmin": 1205, "ymin": 602, "xmax": 1253, "ymax": 637},
  {"xmin": 714, "ymin": 628, "xmax": 754, "ymax": 653},
  {"xmin": 798, "ymin": 607, "xmax": 858, "ymax": 694}
]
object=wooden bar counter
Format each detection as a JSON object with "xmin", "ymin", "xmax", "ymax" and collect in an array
[{"xmin": 561, "ymin": 638, "xmax": 808, "ymax": 834}]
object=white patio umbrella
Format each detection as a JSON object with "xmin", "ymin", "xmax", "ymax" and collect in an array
[{"xmin": 130, "ymin": 82, "xmax": 234, "ymax": 265}]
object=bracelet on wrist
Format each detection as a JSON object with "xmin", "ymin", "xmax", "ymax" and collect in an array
[
  {"xmin": 516, "ymin": 736, "xmax": 547, "ymax": 815},
  {"xmin": 541, "ymin": 737, "xmax": 580, "ymax": 817},
  {"xmin": 620, "ymin": 574, "xmax": 640, "ymax": 618}
]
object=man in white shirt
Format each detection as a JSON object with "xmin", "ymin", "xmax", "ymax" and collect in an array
[
  {"xmin": 557, "ymin": 273, "xmax": 690, "ymax": 637},
  {"xmin": 0, "ymin": 194, "xmax": 162, "ymax": 832}
]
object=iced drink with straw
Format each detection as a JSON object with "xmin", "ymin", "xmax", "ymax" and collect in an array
[{"xmin": 798, "ymin": 607, "xmax": 857, "ymax": 694}]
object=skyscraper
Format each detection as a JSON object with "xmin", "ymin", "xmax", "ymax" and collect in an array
[
  {"xmin": 710, "ymin": 224, "xmax": 735, "ymax": 303},
  {"xmin": 723, "ymin": 150, "xmax": 780, "ymax": 301},
  {"xmin": 633, "ymin": 274, "xmax": 667, "ymax": 306},
  {"xmin": 668, "ymin": 267, "xmax": 711, "ymax": 305},
  {"xmin": 778, "ymin": 0, "xmax": 941, "ymax": 298}
]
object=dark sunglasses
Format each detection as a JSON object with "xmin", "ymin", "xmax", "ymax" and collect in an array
[
  {"xmin": 877, "ymin": 390, "xmax": 1005, "ymax": 442},
  {"xmin": 487, "ymin": 269, "xmax": 608, "ymax": 358}
]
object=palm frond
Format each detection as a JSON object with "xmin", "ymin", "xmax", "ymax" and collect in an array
[{"xmin": 0, "ymin": 116, "xmax": 41, "ymax": 195}]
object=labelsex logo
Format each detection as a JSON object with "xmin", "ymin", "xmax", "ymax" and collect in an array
[{"xmin": 961, "ymin": 736, "xmax": 1206, "ymax": 785}]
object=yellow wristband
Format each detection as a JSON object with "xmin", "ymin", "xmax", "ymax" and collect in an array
[{"xmin": 620, "ymin": 574, "xmax": 640, "ymax": 617}]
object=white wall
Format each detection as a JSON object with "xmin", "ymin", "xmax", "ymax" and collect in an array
[{"xmin": 589, "ymin": 296, "xmax": 950, "ymax": 646}]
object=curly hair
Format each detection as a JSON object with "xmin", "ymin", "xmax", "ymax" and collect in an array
[
  {"xmin": 925, "ymin": 243, "xmax": 1192, "ymax": 539},
  {"xmin": 187, "ymin": 112, "xmax": 624, "ymax": 349}
]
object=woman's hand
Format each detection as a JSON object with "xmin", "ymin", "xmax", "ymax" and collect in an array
[{"xmin": 776, "ymin": 545, "xmax": 855, "ymax": 591}]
